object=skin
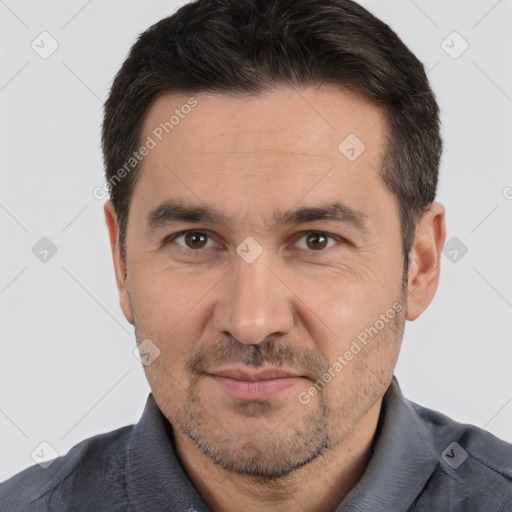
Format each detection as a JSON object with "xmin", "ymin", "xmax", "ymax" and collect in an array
[{"xmin": 104, "ymin": 86, "xmax": 446, "ymax": 512}]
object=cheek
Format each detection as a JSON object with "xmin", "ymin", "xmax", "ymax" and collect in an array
[
  {"xmin": 308, "ymin": 291, "xmax": 404, "ymax": 413},
  {"xmin": 289, "ymin": 260, "xmax": 401, "ymax": 355},
  {"xmin": 129, "ymin": 267, "xmax": 219, "ymax": 363},
  {"xmin": 132, "ymin": 261, "xmax": 215, "ymax": 318}
]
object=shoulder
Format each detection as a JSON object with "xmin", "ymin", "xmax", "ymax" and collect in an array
[
  {"xmin": 409, "ymin": 399, "xmax": 512, "ymax": 510},
  {"xmin": 0, "ymin": 424, "xmax": 135, "ymax": 512}
]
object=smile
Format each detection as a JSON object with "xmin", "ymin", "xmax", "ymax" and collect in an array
[{"xmin": 206, "ymin": 367, "xmax": 308, "ymax": 400}]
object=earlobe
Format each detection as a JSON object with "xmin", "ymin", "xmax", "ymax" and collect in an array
[
  {"xmin": 104, "ymin": 200, "xmax": 134, "ymax": 325},
  {"xmin": 405, "ymin": 202, "xmax": 446, "ymax": 321}
]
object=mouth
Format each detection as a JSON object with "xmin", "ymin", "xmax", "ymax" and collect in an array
[{"xmin": 205, "ymin": 367, "xmax": 309, "ymax": 400}]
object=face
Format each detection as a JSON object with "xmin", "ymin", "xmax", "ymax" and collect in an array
[{"xmin": 109, "ymin": 87, "xmax": 410, "ymax": 477}]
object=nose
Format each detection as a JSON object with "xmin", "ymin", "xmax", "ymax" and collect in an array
[{"xmin": 213, "ymin": 248, "xmax": 295, "ymax": 345}]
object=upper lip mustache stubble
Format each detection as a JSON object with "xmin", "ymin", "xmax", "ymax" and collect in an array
[{"xmin": 207, "ymin": 368, "xmax": 306, "ymax": 381}]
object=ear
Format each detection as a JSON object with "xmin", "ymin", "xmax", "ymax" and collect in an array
[
  {"xmin": 104, "ymin": 200, "xmax": 134, "ymax": 325},
  {"xmin": 406, "ymin": 202, "xmax": 446, "ymax": 321}
]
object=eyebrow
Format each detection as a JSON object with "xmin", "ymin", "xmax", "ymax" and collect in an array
[{"xmin": 145, "ymin": 200, "xmax": 370, "ymax": 234}]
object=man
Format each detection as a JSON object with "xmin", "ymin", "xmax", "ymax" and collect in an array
[{"xmin": 1, "ymin": 0, "xmax": 511, "ymax": 510}]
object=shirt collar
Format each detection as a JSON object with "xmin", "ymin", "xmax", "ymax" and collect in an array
[
  {"xmin": 126, "ymin": 396, "xmax": 210, "ymax": 512},
  {"xmin": 335, "ymin": 375, "xmax": 440, "ymax": 512}
]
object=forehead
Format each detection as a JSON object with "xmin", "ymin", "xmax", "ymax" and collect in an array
[
  {"xmin": 131, "ymin": 87, "xmax": 395, "ymax": 233},
  {"xmin": 141, "ymin": 86, "xmax": 386, "ymax": 163}
]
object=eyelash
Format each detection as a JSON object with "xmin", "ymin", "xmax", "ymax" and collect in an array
[{"xmin": 165, "ymin": 230, "xmax": 344, "ymax": 253}]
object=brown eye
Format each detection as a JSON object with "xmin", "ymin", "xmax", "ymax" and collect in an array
[
  {"xmin": 305, "ymin": 232, "xmax": 328, "ymax": 250},
  {"xmin": 169, "ymin": 231, "xmax": 214, "ymax": 250},
  {"xmin": 295, "ymin": 232, "xmax": 338, "ymax": 251},
  {"xmin": 183, "ymin": 231, "xmax": 208, "ymax": 249}
]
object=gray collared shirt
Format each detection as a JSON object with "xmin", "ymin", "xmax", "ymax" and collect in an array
[{"xmin": 1, "ymin": 376, "xmax": 511, "ymax": 511}]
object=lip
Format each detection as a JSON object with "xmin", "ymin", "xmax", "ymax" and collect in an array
[
  {"xmin": 206, "ymin": 367, "xmax": 308, "ymax": 400},
  {"xmin": 211, "ymin": 368, "xmax": 304, "ymax": 381}
]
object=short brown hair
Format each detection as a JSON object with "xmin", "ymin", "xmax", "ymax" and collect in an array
[{"xmin": 102, "ymin": 0, "xmax": 442, "ymax": 268}]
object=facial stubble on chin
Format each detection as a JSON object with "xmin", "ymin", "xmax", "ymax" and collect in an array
[{"xmin": 180, "ymin": 370, "xmax": 333, "ymax": 480}]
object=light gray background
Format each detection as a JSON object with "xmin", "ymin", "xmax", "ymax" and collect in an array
[{"xmin": 1, "ymin": 0, "xmax": 511, "ymax": 481}]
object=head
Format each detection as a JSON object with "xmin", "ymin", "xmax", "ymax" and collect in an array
[{"xmin": 102, "ymin": 0, "xmax": 446, "ymax": 478}]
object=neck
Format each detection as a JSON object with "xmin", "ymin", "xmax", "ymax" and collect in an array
[{"xmin": 172, "ymin": 398, "xmax": 382, "ymax": 512}]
